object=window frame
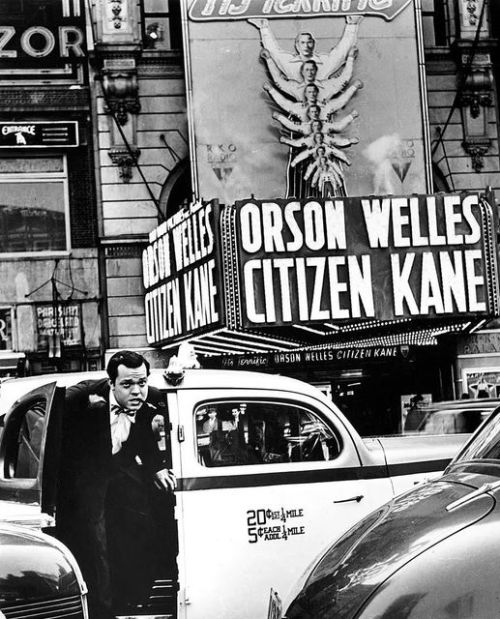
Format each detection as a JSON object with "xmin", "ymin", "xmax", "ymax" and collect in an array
[
  {"xmin": 2, "ymin": 394, "xmax": 47, "ymax": 482},
  {"xmin": 0, "ymin": 154, "xmax": 71, "ymax": 257},
  {"xmin": 141, "ymin": 0, "xmax": 182, "ymax": 51},
  {"xmin": 193, "ymin": 397, "xmax": 344, "ymax": 469}
]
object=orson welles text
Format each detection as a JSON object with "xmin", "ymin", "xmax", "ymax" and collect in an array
[
  {"xmin": 236, "ymin": 194, "xmax": 488, "ymax": 326},
  {"xmin": 143, "ymin": 202, "xmax": 221, "ymax": 346}
]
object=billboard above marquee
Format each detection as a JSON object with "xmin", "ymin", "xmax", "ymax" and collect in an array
[
  {"xmin": 230, "ymin": 192, "xmax": 499, "ymax": 327},
  {"xmin": 182, "ymin": 0, "xmax": 429, "ymax": 205},
  {"xmin": 142, "ymin": 201, "xmax": 225, "ymax": 347}
]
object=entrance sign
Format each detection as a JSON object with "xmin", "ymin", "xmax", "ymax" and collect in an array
[
  {"xmin": 0, "ymin": 122, "xmax": 79, "ymax": 148},
  {"xmin": 182, "ymin": 0, "xmax": 429, "ymax": 204},
  {"xmin": 143, "ymin": 201, "xmax": 225, "ymax": 346},
  {"xmin": 234, "ymin": 192, "xmax": 498, "ymax": 326}
]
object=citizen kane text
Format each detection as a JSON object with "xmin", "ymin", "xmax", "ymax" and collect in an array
[{"xmin": 239, "ymin": 194, "xmax": 486, "ymax": 325}]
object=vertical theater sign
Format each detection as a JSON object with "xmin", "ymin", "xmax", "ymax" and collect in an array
[
  {"xmin": 181, "ymin": 0, "xmax": 429, "ymax": 204},
  {"xmin": 143, "ymin": 192, "xmax": 499, "ymax": 352},
  {"xmin": 143, "ymin": 201, "xmax": 225, "ymax": 347}
]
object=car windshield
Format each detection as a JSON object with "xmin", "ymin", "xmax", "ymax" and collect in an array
[
  {"xmin": 456, "ymin": 407, "xmax": 500, "ymax": 462},
  {"xmin": 404, "ymin": 405, "xmax": 490, "ymax": 435}
]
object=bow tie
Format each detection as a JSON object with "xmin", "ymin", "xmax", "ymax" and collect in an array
[{"xmin": 111, "ymin": 404, "xmax": 136, "ymax": 418}]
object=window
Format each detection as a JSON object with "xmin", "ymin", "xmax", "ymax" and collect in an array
[
  {"xmin": 0, "ymin": 156, "xmax": 70, "ymax": 255},
  {"xmin": 421, "ymin": 0, "xmax": 449, "ymax": 47},
  {"xmin": 195, "ymin": 400, "xmax": 341, "ymax": 467},
  {"xmin": 4, "ymin": 398, "xmax": 46, "ymax": 480},
  {"xmin": 142, "ymin": 0, "xmax": 182, "ymax": 51}
]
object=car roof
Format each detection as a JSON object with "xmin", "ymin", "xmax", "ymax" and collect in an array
[
  {"xmin": 0, "ymin": 368, "xmax": 327, "ymax": 415},
  {"xmin": 417, "ymin": 399, "xmax": 500, "ymax": 413}
]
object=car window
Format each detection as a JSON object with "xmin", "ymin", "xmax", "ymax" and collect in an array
[
  {"xmin": 405, "ymin": 406, "xmax": 488, "ymax": 435},
  {"xmin": 195, "ymin": 400, "xmax": 341, "ymax": 467},
  {"xmin": 457, "ymin": 408, "xmax": 500, "ymax": 462},
  {"xmin": 3, "ymin": 398, "xmax": 46, "ymax": 479}
]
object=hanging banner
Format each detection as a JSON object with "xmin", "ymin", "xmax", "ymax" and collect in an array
[
  {"xmin": 233, "ymin": 192, "xmax": 499, "ymax": 327},
  {"xmin": 182, "ymin": 0, "xmax": 428, "ymax": 205},
  {"xmin": 143, "ymin": 200, "xmax": 225, "ymax": 347}
]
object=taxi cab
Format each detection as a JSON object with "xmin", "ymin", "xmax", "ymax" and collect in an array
[{"xmin": 0, "ymin": 367, "xmax": 468, "ymax": 619}]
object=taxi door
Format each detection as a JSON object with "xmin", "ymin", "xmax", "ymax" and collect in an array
[
  {"xmin": 171, "ymin": 387, "xmax": 393, "ymax": 619},
  {"xmin": 0, "ymin": 382, "xmax": 64, "ymax": 526}
]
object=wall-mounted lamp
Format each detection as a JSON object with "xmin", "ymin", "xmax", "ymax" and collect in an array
[{"xmin": 458, "ymin": 51, "xmax": 493, "ymax": 172}]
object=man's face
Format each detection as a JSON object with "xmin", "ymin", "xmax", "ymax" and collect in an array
[
  {"xmin": 304, "ymin": 85, "xmax": 318, "ymax": 104},
  {"xmin": 296, "ymin": 33, "xmax": 314, "ymax": 57},
  {"xmin": 308, "ymin": 105, "xmax": 320, "ymax": 120},
  {"xmin": 313, "ymin": 131, "xmax": 324, "ymax": 144},
  {"xmin": 110, "ymin": 363, "xmax": 149, "ymax": 411},
  {"xmin": 301, "ymin": 61, "xmax": 317, "ymax": 82},
  {"xmin": 311, "ymin": 120, "xmax": 322, "ymax": 133}
]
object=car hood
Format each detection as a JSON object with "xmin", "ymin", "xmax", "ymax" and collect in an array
[{"xmin": 285, "ymin": 471, "xmax": 496, "ymax": 619}]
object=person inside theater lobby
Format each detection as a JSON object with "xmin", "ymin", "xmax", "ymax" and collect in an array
[{"xmin": 56, "ymin": 350, "xmax": 176, "ymax": 619}]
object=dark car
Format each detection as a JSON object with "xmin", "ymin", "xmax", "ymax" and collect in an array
[
  {"xmin": 276, "ymin": 403, "xmax": 500, "ymax": 618},
  {"xmin": 0, "ymin": 522, "xmax": 88, "ymax": 619}
]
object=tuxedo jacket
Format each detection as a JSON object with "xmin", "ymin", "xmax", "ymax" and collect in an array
[{"xmin": 61, "ymin": 378, "xmax": 168, "ymax": 483}]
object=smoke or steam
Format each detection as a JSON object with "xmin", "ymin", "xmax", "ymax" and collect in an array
[{"xmin": 363, "ymin": 133, "xmax": 402, "ymax": 195}]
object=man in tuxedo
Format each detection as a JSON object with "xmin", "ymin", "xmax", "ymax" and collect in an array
[{"xmin": 56, "ymin": 350, "xmax": 176, "ymax": 619}]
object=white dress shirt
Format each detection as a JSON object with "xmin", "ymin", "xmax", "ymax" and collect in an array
[{"xmin": 109, "ymin": 393, "xmax": 136, "ymax": 455}]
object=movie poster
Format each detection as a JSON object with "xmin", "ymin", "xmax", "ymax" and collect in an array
[{"xmin": 182, "ymin": 0, "xmax": 429, "ymax": 204}]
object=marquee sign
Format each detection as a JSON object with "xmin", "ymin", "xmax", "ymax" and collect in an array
[
  {"xmin": 143, "ymin": 201, "xmax": 225, "ymax": 347},
  {"xmin": 233, "ymin": 192, "xmax": 498, "ymax": 327},
  {"xmin": 204, "ymin": 344, "xmax": 413, "ymax": 370},
  {"xmin": 143, "ymin": 191, "xmax": 498, "ymax": 351}
]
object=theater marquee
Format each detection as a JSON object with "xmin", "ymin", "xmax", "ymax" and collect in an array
[
  {"xmin": 143, "ymin": 192, "xmax": 499, "ymax": 351},
  {"xmin": 233, "ymin": 193, "xmax": 497, "ymax": 326},
  {"xmin": 143, "ymin": 201, "xmax": 225, "ymax": 347}
]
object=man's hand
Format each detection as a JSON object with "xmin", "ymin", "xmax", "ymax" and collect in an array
[
  {"xmin": 248, "ymin": 18, "xmax": 268, "ymax": 29},
  {"xmin": 346, "ymin": 15, "xmax": 362, "ymax": 25},
  {"xmin": 154, "ymin": 468, "xmax": 177, "ymax": 492}
]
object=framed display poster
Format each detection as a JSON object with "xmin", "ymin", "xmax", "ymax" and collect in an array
[
  {"xmin": 462, "ymin": 368, "xmax": 500, "ymax": 399},
  {"xmin": 182, "ymin": 0, "xmax": 429, "ymax": 204}
]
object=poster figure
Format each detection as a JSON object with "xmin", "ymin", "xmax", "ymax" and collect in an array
[
  {"xmin": 463, "ymin": 370, "xmax": 500, "ymax": 399},
  {"xmin": 250, "ymin": 15, "xmax": 362, "ymax": 198},
  {"xmin": 469, "ymin": 374, "xmax": 496, "ymax": 399}
]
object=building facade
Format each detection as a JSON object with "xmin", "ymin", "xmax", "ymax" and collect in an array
[
  {"xmin": 0, "ymin": 0, "xmax": 100, "ymax": 375},
  {"xmin": 2, "ymin": 0, "xmax": 500, "ymax": 434}
]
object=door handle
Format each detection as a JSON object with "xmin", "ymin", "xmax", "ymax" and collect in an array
[{"xmin": 333, "ymin": 495, "xmax": 364, "ymax": 504}]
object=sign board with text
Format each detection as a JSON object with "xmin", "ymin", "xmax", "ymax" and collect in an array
[
  {"xmin": 36, "ymin": 303, "xmax": 82, "ymax": 350},
  {"xmin": 233, "ymin": 192, "xmax": 498, "ymax": 327},
  {"xmin": 0, "ymin": 122, "xmax": 79, "ymax": 148},
  {"xmin": 182, "ymin": 0, "xmax": 428, "ymax": 204},
  {"xmin": 0, "ymin": 0, "xmax": 86, "ymax": 80},
  {"xmin": 142, "ymin": 201, "xmax": 225, "ymax": 347}
]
